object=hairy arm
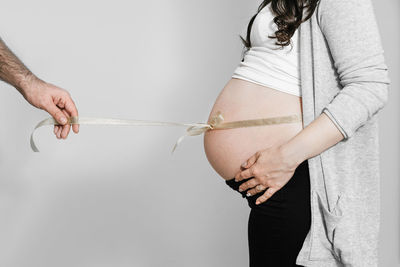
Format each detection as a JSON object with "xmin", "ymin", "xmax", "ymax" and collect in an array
[
  {"xmin": 0, "ymin": 37, "xmax": 79, "ymax": 138},
  {"xmin": 0, "ymin": 37, "xmax": 37, "ymax": 98}
]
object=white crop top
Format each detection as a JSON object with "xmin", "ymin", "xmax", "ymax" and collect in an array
[{"xmin": 231, "ymin": 3, "xmax": 301, "ymax": 97}]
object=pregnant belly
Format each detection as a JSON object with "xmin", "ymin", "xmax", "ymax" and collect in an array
[{"xmin": 203, "ymin": 78, "xmax": 304, "ymax": 181}]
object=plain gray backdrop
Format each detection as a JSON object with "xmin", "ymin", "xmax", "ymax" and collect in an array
[{"xmin": 0, "ymin": 0, "xmax": 398, "ymax": 266}]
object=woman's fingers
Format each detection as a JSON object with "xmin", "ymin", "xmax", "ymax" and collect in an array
[
  {"xmin": 235, "ymin": 152, "xmax": 260, "ymax": 182},
  {"xmin": 246, "ymin": 184, "xmax": 266, "ymax": 197},
  {"xmin": 238, "ymin": 177, "xmax": 259, "ymax": 192},
  {"xmin": 255, "ymin": 187, "xmax": 278, "ymax": 205},
  {"xmin": 241, "ymin": 152, "xmax": 259, "ymax": 169},
  {"xmin": 231, "ymin": 145, "xmax": 297, "ymax": 203},
  {"xmin": 235, "ymin": 164, "xmax": 258, "ymax": 182}
]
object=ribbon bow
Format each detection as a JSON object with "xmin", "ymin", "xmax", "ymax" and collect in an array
[{"xmin": 171, "ymin": 111, "xmax": 225, "ymax": 153}]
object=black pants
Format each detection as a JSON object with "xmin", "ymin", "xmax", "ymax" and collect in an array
[{"xmin": 225, "ymin": 160, "xmax": 311, "ymax": 267}]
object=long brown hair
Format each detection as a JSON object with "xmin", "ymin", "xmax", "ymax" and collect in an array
[{"xmin": 240, "ymin": 0, "xmax": 320, "ymax": 50}]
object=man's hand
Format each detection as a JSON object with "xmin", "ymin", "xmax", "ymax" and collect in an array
[
  {"xmin": 0, "ymin": 37, "xmax": 80, "ymax": 139},
  {"xmin": 23, "ymin": 77, "xmax": 79, "ymax": 139}
]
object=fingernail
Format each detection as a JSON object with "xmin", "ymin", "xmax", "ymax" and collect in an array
[
  {"xmin": 60, "ymin": 117, "xmax": 67, "ymax": 124},
  {"xmin": 239, "ymin": 188, "xmax": 243, "ymax": 192},
  {"xmin": 255, "ymin": 200, "xmax": 260, "ymax": 205},
  {"xmin": 246, "ymin": 192, "xmax": 251, "ymax": 197},
  {"xmin": 241, "ymin": 162, "xmax": 247, "ymax": 168}
]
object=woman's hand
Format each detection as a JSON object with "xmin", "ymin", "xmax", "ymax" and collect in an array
[
  {"xmin": 233, "ymin": 110, "xmax": 346, "ymax": 205},
  {"xmin": 233, "ymin": 144, "xmax": 302, "ymax": 205},
  {"xmin": 22, "ymin": 76, "xmax": 79, "ymax": 139}
]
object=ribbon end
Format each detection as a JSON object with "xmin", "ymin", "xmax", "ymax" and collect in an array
[
  {"xmin": 171, "ymin": 134, "xmax": 188, "ymax": 155},
  {"xmin": 171, "ymin": 143, "xmax": 178, "ymax": 155},
  {"xmin": 30, "ymin": 133, "xmax": 40, "ymax": 152}
]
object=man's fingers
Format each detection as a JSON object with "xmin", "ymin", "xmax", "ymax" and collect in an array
[
  {"xmin": 60, "ymin": 109, "xmax": 71, "ymax": 139},
  {"xmin": 45, "ymin": 100, "xmax": 68, "ymax": 125},
  {"xmin": 54, "ymin": 125, "xmax": 62, "ymax": 138},
  {"xmin": 56, "ymin": 125, "xmax": 62, "ymax": 139},
  {"xmin": 45, "ymin": 90, "xmax": 78, "ymax": 139},
  {"xmin": 64, "ymin": 96, "xmax": 79, "ymax": 133},
  {"xmin": 255, "ymin": 187, "xmax": 278, "ymax": 205},
  {"xmin": 60, "ymin": 125, "xmax": 71, "ymax": 139}
]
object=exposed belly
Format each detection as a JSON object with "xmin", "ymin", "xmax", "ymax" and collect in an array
[{"xmin": 203, "ymin": 78, "xmax": 304, "ymax": 181}]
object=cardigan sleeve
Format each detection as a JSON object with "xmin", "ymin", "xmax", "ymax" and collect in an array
[{"xmin": 317, "ymin": 0, "xmax": 391, "ymax": 141}]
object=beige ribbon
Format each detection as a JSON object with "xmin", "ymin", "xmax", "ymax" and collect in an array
[{"xmin": 30, "ymin": 111, "xmax": 302, "ymax": 154}]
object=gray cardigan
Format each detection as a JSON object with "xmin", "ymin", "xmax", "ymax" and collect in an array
[{"xmin": 295, "ymin": 0, "xmax": 390, "ymax": 266}]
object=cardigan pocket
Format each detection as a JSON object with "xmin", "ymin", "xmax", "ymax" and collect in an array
[
  {"xmin": 309, "ymin": 190, "xmax": 354, "ymax": 263},
  {"xmin": 330, "ymin": 193, "xmax": 361, "ymax": 265}
]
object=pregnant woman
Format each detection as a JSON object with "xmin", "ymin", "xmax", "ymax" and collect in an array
[
  {"xmin": 203, "ymin": 0, "xmax": 390, "ymax": 266},
  {"xmin": 204, "ymin": 2, "xmax": 312, "ymax": 266}
]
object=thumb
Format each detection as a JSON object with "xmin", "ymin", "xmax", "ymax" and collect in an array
[
  {"xmin": 45, "ymin": 101, "xmax": 68, "ymax": 125},
  {"xmin": 241, "ymin": 151, "xmax": 259, "ymax": 168}
]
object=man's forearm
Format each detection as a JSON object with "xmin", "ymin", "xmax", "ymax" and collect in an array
[
  {"xmin": 0, "ymin": 38, "xmax": 39, "ymax": 97},
  {"xmin": 280, "ymin": 113, "xmax": 345, "ymax": 165}
]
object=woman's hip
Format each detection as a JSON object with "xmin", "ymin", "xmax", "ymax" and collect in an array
[{"xmin": 224, "ymin": 159, "xmax": 311, "ymax": 215}]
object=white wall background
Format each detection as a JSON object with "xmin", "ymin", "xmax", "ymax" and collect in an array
[
  {"xmin": 0, "ymin": 0, "xmax": 398, "ymax": 266},
  {"xmin": 377, "ymin": 0, "xmax": 400, "ymax": 266}
]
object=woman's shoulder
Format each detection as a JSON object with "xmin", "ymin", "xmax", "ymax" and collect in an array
[
  {"xmin": 317, "ymin": 0, "xmax": 375, "ymax": 15},
  {"xmin": 315, "ymin": 0, "xmax": 379, "ymax": 34}
]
